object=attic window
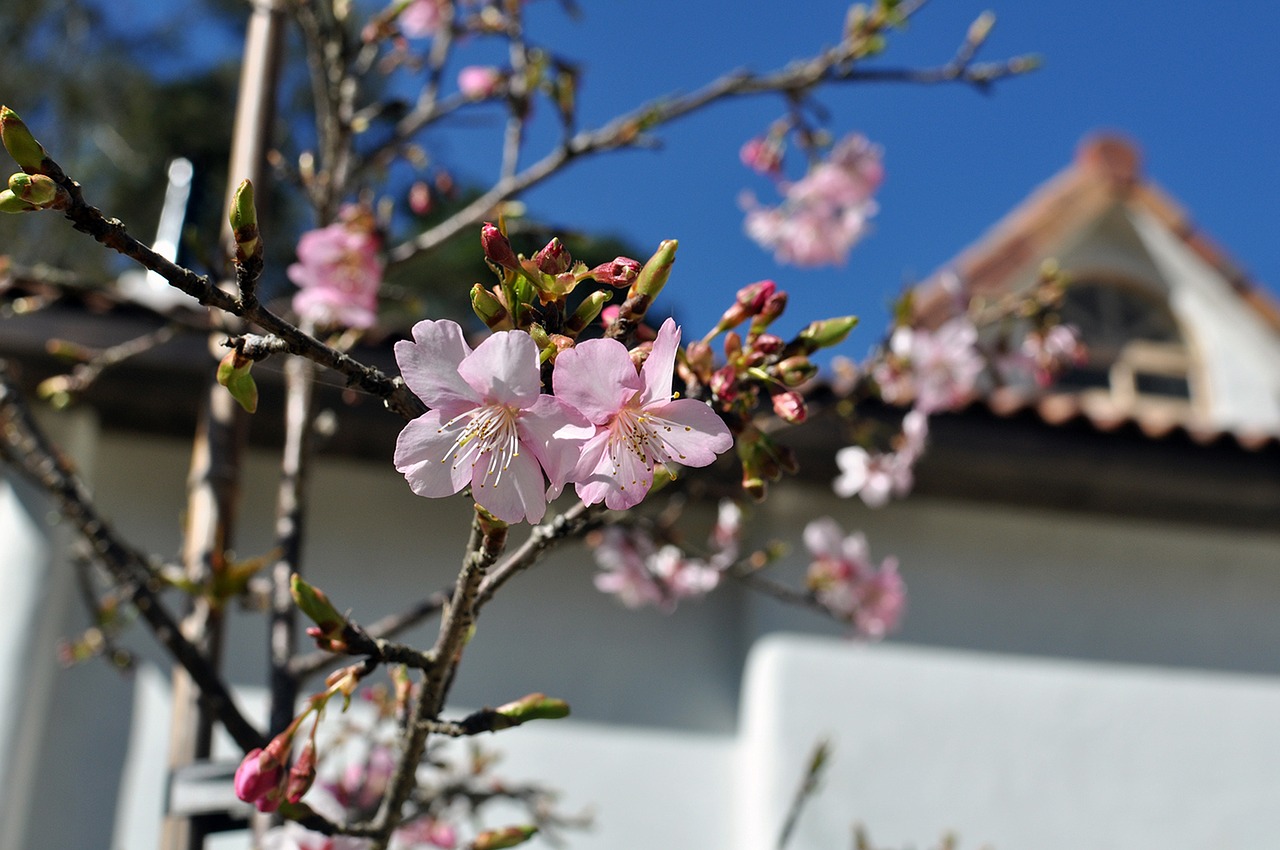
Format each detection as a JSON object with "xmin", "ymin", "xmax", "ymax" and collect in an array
[{"xmin": 1056, "ymin": 280, "xmax": 1196, "ymax": 411}]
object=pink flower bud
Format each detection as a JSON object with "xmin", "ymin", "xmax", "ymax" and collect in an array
[
  {"xmin": 234, "ymin": 747, "xmax": 285, "ymax": 810},
  {"xmin": 481, "ymin": 222, "xmax": 521, "ymax": 272},
  {"xmin": 458, "ymin": 65, "xmax": 504, "ymax": 99},
  {"xmin": 752, "ymin": 333, "xmax": 785, "ymax": 356},
  {"xmin": 409, "ymin": 181, "xmax": 432, "ymax": 215},
  {"xmin": 710, "ymin": 364, "xmax": 738, "ymax": 403},
  {"xmin": 740, "ymin": 136, "xmax": 782, "ymax": 175},
  {"xmin": 737, "ymin": 279, "xmax": 777, "ymax": 313},
  {"xmin": 285, "ymin": 740, "xmax": 317, "ymax": 804},
  {"xmin": 588, "ymin": 256, "xmax": 641, "ymax": 287},
  {"xmin": 771, "ymin": 390, "xmax": 807, "ymax": 423},
  {"xmin": 533, "ymin": 237, "xmax": 572, "ymax": 275}
]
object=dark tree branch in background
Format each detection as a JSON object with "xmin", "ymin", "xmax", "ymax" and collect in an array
[{"xmin": 385, "ymin": 6, "xmax": 1035, "ymax": 268}]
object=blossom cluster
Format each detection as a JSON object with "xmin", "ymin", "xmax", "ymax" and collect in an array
[
  {"xmin": 740, "ymin": 133, "xmax": 884, "ymax": 267},
  {"xmin": 804, "ymin": 517, "xmax": 905, "ymax": 639},
  {"xmin": 394, "ymin": 316, "xmax": 733, "ymax": 524},
  {"xmin": 289, "ymin": 210, "xmax": 384, "ymax": 331},
  {"xmin": 590, "ymin": 500, "xmax": 743, "ymax": 612}
]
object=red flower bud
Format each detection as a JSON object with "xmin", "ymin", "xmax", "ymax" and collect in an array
[
  {"xmin": 533, "ymin": 237, "xmax": 572, "ymax": 275},
  {"xmin": 588, "ymin": 256, "xmax": 641, "ymax": 287},
  {"xmin": 481, "ymin": 222, "xmax": 521, "ymax": 272}
]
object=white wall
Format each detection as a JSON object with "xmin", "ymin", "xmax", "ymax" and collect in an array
[{"xmin": 16, "ymin": 430, "xmax": 1280, "ymax": 848}]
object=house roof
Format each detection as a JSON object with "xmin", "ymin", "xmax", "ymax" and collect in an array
[
  {"xmin": 905, "ymin": 133, "xmax": 1280, "ymax": 446},
  {"xmin": 913, "ymin": 134, "xmax": 1280, "ymax": 334}
]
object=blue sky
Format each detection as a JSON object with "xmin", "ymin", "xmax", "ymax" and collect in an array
[{"xmin": 108, "ymin": 0, "xmax": 1280, "ymax": 358}]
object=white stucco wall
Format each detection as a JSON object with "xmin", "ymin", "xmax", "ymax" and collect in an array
[{"xmin": 13, "ymin": 431, "xmax": 1280, "ymax": 849}]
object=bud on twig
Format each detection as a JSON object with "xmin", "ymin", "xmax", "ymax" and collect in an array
[
  {"xmin": 481, "ymin": 221, "xmax": 521, "ymax": 273},
  {"xmin": 216, "ymin": 349, "xmax": 259, "ymax": 413},
  {"xmin": 587, "ymin": 256, "xmax": 641, "ymax": 287},
  {"xmin": 472, "ymin": 826, "xmax": 539, "ymax": 850},
  {"xmin": 629, "ymin": 239, "xmax": 678, "ymax": 302},
  {"xmin": 8, "ymin": 172, "xmax": 58, "ymax": 206},
  {"xmin": 229, "ymin": 179, "xmax": 263, "ymax": 263},
  {"xmin": 795, "ymin": 316, "xmax": 859, "ymax": 353},
  {"xmin": 470, "ymin": 283, "xmax": 510, "ymax": 329},
  {"xmin": 0, "ymin": 107, "xmax": 49, "ymax": 173},
  {"xmin": 492, "ymin": 693, "xmax": 570, "ymax": 730},
  {"xmin": 290, "ymin": 573, "xmax": 347, "ymax": 638},
  {"xmin": 564, "ymin": 289, "xmax": 610, "ymax": 336},
  {"xmin": 532, "ymin": 237, "xmax": 572, "ymax": 275}
]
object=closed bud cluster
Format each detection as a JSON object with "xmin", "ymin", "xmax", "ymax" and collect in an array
[
  {"xmin": 715, "ymin": 279, "xmax": 778, "ymax": 333},
  {"xmin": 8, "ymin": 173, "xmax": 58, "ymax": 206}
]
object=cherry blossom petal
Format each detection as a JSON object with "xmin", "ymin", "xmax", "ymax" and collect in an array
[
  {"xmin": 394, "ymin": 412, "xmax": 470, "ymax": 497},
  {"xmin": 470, "ymin": 448, "xmax": 547, "ymax": 524},
  {"xmin": 803, "ymin": 517, "xmax": 846, "ymax": 560},
  {"xmin": 395, "ymin": 320, "xmax": 476, "ymax": 413},
  {"xmin": 638, "ymin": 318, "xmax": 680, "ymax": 406},
  {"xmin": 518, "ymin": 396, "xmax": 593, "ymax": 498},
  {"xmin": 552, "ymin": 338, "xmax": 642, "ymax": 424},
  {"xmin": 640, "ymin": 399, "xmax": 733, "ymax": 467},
  {"xmin": 457, "ymin": 331, "xmax": 541, "ymax": 407}
]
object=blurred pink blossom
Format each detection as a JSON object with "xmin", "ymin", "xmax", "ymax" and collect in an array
[
  {"xmin": 739, "ymin": 136, "xmax": 783, "ymax": 175},
  {"xmin": 591, "ymin": 527, "xmax": 721, "ymax": 612},
  {"xmin": 288, "ymin": 219, "xmax": 383, "ymax": 330},
  {"xmin": 999, "ymin": 323, "xmax": 1086, "ymax": 387},
  {"xmin": 740, "ymin": 134, "xmax": 883, "ymax": 267},
  {"xmin": 803, "ymin": 517, "xmax": 905, "ymax": 639},
  {"xmin": 875, "ymin": 317, "xmax": 983, "ymax": 414},
  {"xmin": 457, "ymin": 65, "xmax": 503, "ymax": 99},
  {"xmin": 399, "ymin": 0, "xmax": 444, "ymax": 38},
  {"xmin": 833, "ymin": 410, "xmax": 928, "ymax": 507}
]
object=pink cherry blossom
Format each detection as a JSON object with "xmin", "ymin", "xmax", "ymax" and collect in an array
[
  {"xmin": 457, "ymin": 65, "xmax": 503, "ymax": 99},
  {"xmin": 999, "ymin": 323, "xmax": 1086, "ymax": 387},
  {"xmin": 833, "ymin": 410, "xmax": 928, "ymax": 507},
  {"xmin": 590, "ymin": 526, "xmax": 720, "ymax": 613},
  {"xmin": 833, "ymin": 446, "xmax": 913, "ymax": 508},
  {"xmin": 288, "ymin": 220, "xmax": 383, "ymax": 330},
  {"xmin": 740, "ymin": 133, "xmax": 883, "ymax": 267},
  {"xmin": 739, "ymin": 136, "xmax": 783, "ymax": 175},
  {"xmin": 398, "ymin": 0, "xmax": 444, "ymax": 38},
  {"xmin": 875, "ymin": 317, "xmax": 983, "ymax": 414},
  {"xmin": 803, "ymin": 517, "xmax": 905, "ymax": 639},
  {"xmin": 553, "ymin": 318, "xmax": 733, "ymax": 510},
  {"xmin": 394, "ymin": 321, "xmax": 592, "ymax": 524}
]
